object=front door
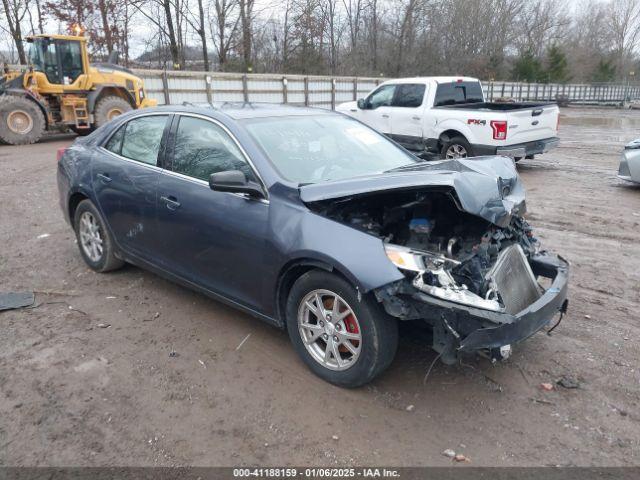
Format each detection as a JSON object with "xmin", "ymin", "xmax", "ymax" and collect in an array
[
  {"xmin": 92, "ymin": 114, "xmax": 171, "ymax": 259},
  {"xmin": 359, "ymin": 84, "xmax": 396, "ymax": 135},
  {"xmin": 155, "ymin": 114, "xmax": 269, "ymax": 310},
  {"xmin": 389, "ymin": 83, "xmax": 427, "ymax": 151}
]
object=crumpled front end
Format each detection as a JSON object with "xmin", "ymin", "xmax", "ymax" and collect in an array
[{"xmin": 305, "ymin": 164, "xmax": 569, "ymax": 363}]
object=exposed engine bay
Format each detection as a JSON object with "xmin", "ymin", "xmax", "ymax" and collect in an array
[{"xmin": 309, "ymin": 188, "xmax": 542, "ymax": 315}]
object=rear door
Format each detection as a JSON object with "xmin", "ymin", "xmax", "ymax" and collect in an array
[
  {"xmin": 358, "ymin": 84, "xmax": 396, "ymax": 135},
  {"xmin": 93, "ymin": 114, "xmax": 171, "ymax": 259},
  {"xmin": 388, "ymin": 83, "xmax": 427, "ymax": 150},
  {"xmin": 505, "ymin": 106, "xmax": 559, "ymax": 144},
  {"xmin": 155, "ymin": 114, "xmax": 269, "ymax": 310}
]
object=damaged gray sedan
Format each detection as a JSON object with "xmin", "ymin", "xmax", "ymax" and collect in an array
[{"xmin": 57, "ymin": 104, "xmax": 569, "ymax": 388}]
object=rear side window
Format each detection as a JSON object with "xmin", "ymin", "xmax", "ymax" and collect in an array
[
  {"xmin": 117, "ymin": 115, "xmax": 168, "ymax": 165},
  {"xmin": 434, "ymin": 81, "xmax": 484, "ymax": 106},
  {"xmin": 392, "ymin": 84, "xmax": 426, "ymax": 108},
  {"xmin": 171, "ymin": 116, "xmax": 256, "ymax": 182}
]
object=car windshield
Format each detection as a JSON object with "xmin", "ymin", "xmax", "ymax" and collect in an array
[{"xmin": 243, "ymin": 115, "xmax": 417, "ymax": 184}]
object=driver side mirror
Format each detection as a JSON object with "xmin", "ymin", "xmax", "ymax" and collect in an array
[
  {"xmin": 357, "ymin": 98, "xmax": 367, "ymax": 110},
  {"xmin": 209, "ymin": 170, "xmax": 266, "ymax": 199}
]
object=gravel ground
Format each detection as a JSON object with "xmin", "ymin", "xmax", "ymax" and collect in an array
[{"xmin": 0, "ymin": 107, "xmax": 638, "ymax": 467}]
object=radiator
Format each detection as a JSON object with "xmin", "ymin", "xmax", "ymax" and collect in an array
[{"xmin": 486, "ymin": 244, "xmax": 542, "ymax": 315}]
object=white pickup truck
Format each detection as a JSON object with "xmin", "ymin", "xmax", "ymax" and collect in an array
[{"xmin": 337, "ymin": 76, "xmax": 560, "ymax": 160}]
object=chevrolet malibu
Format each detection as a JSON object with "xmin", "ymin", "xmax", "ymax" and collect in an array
[{"xmin": 57, "ymin": 104, "xmax": 569, "ymax": 387}]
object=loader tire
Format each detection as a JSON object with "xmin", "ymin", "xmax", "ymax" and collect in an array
[
  {"xmin": 0, "ymin": 95, "xmax": 46, "ymax": 145},
  {"xmin": 94, "ymin": 96, "xmax": 132, "ymax": 128}
]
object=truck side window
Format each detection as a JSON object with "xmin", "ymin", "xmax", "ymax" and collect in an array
[
  {"xmin": 434, "ymin": 82, "xmax": 484, "ymax": 106},
  {"xmin": 392, "ymin": 84, "xmax": 425, "ymax": 108},
  {"xmin": 367, "ymin": 85, "xmax": 396, "ymax": 109}
]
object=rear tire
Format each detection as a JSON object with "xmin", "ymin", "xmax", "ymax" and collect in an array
[
  {"xmin": 441, "ymin": 135, "xmax": 474, "ymax": 159},
  {"xmin": 0, "ymin": 95, "xmax": 46, "ymax": 145},
  {"xmin": 73, "ymin": 199, "xmax": 124, "ymax": 273},
  {"xmin": 94, "ymin": 96, "xmax": 132, "ymax": 128},
  {"xmin": 286, "ymin": 270, "xmax": 398, "ymax": 387}
]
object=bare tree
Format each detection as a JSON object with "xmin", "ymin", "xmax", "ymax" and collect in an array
[{"xmin": 2, "ymin": 0, "xmax": 30, "ymax": 63}]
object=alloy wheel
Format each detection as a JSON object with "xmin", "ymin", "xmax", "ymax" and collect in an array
[
  {"xmin": 445, "ymin": 144, "xmax": 468, "ymax": 159},
  {"xmin": 297, "ymin": 289, "xmax": 362, "ymax": 371},
  {"xmin": 79, "ymin": 211, "xmax": 104, "ymax": 262}
]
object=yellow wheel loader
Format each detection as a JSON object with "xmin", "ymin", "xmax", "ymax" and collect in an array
[{"xmin": 0, "ymin": 34, "xmax": 157, "ymax": 145}]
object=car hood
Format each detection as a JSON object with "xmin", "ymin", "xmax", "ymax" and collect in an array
[
  {"xmin": 336, "ymin": 101, "xmax": 357, "ymax": 112},
  {"xmin": 299, "ymin": 156, "xmax": 526, "ymax": 228}
]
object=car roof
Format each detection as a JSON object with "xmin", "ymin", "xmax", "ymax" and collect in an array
[{"xmin": 148, "ymin": 102, "xmax": 335, "ymax": 120}]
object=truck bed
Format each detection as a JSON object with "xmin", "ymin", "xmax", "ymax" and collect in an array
[{"xmin": 436, "ymin": 101, "xmax": 556, "ymax": 112}]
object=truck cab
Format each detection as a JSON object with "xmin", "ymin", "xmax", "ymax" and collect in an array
[{"xmin": 337, "ymin": 76, "xmax": 560, "ymax": 160}]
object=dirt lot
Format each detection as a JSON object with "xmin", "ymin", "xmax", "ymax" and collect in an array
[{"xmin": 0, "ymin": 107, "xmax": 639, "ymax": 467}]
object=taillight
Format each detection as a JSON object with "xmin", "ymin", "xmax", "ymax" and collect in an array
[
  {"xmin": 490, "ymin": 120, "xmax": 508, "ymax": 140},
  {"xmin": 56, "ymin": 147, "xmax": 67, "ymax": 162}
]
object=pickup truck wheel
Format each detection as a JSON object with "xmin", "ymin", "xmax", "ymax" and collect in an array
[
  {"xmin": 441, "ymin": 136, "xmax": 474, "ymax": 159},
  {"xmin": 286, "ymin": 270, "xmax": 398, "ymax": 388}
]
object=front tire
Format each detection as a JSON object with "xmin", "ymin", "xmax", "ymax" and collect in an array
[
  {"xmin": 0, "ymin": 95, "xmax": 46, "ymax": 145},
  {"xmin": 441, "ymin": 135, "xmax": 474, "ymax": 159},
  {"xmin": 73, "ymin": 199, "xmax": 124, "ymax": 272},
  {"xmin": 286, "ymin": 270, "xmax": 398, "ymax": 387}
]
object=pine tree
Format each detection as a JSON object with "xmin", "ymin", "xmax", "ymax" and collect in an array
[
  {"xmin": 512, "ymin": 50, "xmax": 544, "ymax": 82},
  {"xmin": 545, "ymin": 44, "xmax": 570, "ymax": 83},
  {"xmin": 591, "ymin": 58, "xmax": 616, "ymax": 82}
]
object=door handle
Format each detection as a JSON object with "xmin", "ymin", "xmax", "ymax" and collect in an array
[
  {"xmin": 412, "ymin": 116, "xmax": 421, "ymax": 120},
  {"xmin": 97, "ymin": 173, "xmax": 112, "ymax": 183},
  {"xmin": 160, "ymin": 195, "xmax": 181, "ymax": 210},
  {"xmin": 382, "ymin": 114, "xmax": 389, "ymax": 118}
]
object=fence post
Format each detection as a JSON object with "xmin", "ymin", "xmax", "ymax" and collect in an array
[
  {"xmin": 205, "ymin": 75, "xmax": 212, "ymax": 104},
  {"xmin": 282, "ymin": 76, "xmax": 288, "ymax": 104},
  {"xmin": 353, "ymin": 78, "xmax": 358, "ymax": 101},
  {"xmin": 242, "ymin": 74, "xmax": 249, "ymax": 103},
  {"xmin": 304, "ymin": 77, "xmax": 309, "ymax": 106},
  {"xmin": 161, "ymin": 70, "xmax": 170, "ymax": 105},
  {"xmin": 501, "ymin": 82, "xmax": 505, "ymax": 97},
  {"xmin": 489, "ymin": 81, "xmax": 494, "ymax": 101},
  {"xmin": 331, "ymin": 78, "xmax": 336, "ymax": 110}
]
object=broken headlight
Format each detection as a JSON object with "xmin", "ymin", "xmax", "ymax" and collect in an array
[{"xmin": 384, "ymin": 243, "xmax": 504, "ymax": 312}]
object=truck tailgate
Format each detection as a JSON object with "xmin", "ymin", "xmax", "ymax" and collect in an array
[{"xmin": 508, "ymin": 105, "xmax": 558, "ymax": 144}]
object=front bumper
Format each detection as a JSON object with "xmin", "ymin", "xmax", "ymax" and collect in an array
[
  {"xmin": 457, "ymin": 253, "xmax": 569, "ymax": 351},
  {"xmin": 474, "ymin": 137, "xmax": 560, "ymax": 158},
  {"xmin": 377, "ymin": 252, "xmax": 569, "ymax": 355}
]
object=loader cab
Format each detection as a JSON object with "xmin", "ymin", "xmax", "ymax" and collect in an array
[{"xmin": 26, "ymin": 35, "xmax": 88, "ymax": 86}]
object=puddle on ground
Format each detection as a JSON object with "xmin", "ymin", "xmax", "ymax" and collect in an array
[{"xmin": 560, "ymin": 112, "xmax": 640, "ymax": 129}]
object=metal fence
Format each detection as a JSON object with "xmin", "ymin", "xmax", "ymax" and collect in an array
[
  {"xmin": 131, "ymin": 69, "xmax": 640, "ymax": 108},
  {"xmin": 7, "ymin": 65, "xmax": 640, "ymax": 107}
]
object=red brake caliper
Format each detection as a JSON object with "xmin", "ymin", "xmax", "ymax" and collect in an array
[{"xmin": 340, "ymin": 313, "xmax": 360, "ymax": 352}]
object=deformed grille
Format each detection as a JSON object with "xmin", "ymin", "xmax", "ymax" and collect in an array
[{"xmin": 486, "ymin": 244, "xmax": 542, "ymax": 315}]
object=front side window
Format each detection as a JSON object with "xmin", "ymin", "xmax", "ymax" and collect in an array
[
  {"xmin": 367, "ymin": 85, "xmax": 396, "ymax": 109},
  {"xmin": 393, "ymin": 84, "xmax": 426, "ymax": 108},
  {"xmin": 28, "ymin": 39, "xmax": 59, "ymax": 83},
  {"xmin": 244, "ymin": 115, "xmax": 417, "ymax": 184},
  {"xmin": 172, "ymin": 116, "xmax": 256, "ymax": 182},
  {"xmin": 116, "ymin": 115, "xmax": 168, "ymax": 165}
]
